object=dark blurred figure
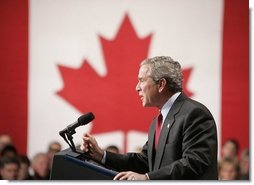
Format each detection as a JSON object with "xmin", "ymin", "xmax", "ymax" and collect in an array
[
  {"xmin": 0, "ymin": 134, "xmax": 13, "ymax": 153},
  {"xmin": 221, "ymin": 139, "xmax": 239, "ymax": 160},
  {"xmin": 31, "ymin": 153, "xmax": 50, "ymax": 180},
  {"xmin": 105, "ymin": 145, "xmax": 120, "ymax": 154},
  {"xmin": 218, "ymin": 157, "xmax": 240, "ymax": 180},
  {"xmin": 0, "ymin": 145, "xmax": 18, "ymax": 159},
  {"xmin": 0, "ymin": 156, "xmax": 20, "ymax": 180},
  {"xmin": 239, "ymin": 149, "xmax": 249, "ymax": 180},
  {"xmin": 47, "ymin": 141, "xmax": 62, "ymax": 168},
  {"xmin": 17, "ymin": 154, "xmax": 33, "ymax": 180}
]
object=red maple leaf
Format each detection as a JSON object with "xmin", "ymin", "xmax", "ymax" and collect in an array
[
  {"xmin": 182, "ymin": 68, "xmax": 193, "ymax": 97},
  {"xmin": 57, "ymin": 14, "xmax": 193, "ymax": 149}
]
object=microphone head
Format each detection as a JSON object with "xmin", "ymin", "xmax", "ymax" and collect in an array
[{"xmin": 78, "ymin": 112, "xmax": 95, "ymax": 126}]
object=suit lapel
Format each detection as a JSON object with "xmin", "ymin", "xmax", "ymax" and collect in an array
[
  {"xmin": 148, "ymin": 118, "xmax": 156, "ymax": 171},
  {"xmin": 153, "ymin": 93, "xmax": 186, "ymax": 170},
  {"xmin": 153, "ymin": 114, "xmax": 175, "ymax": 170}
]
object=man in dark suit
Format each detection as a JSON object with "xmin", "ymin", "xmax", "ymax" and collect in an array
[{"xmin": 81, "ymin": 56, "xmax": 218, "ymax": 180}]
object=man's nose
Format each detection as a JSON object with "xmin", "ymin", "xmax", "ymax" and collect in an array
[{"xmin": 136, "ymin": 82, "xmax": 141, "ymax": 92}]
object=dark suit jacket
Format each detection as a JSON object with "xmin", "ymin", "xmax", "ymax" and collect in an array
[{"xmin": 105, "ymin": 92, "xmax": 218, "ymax": 180}]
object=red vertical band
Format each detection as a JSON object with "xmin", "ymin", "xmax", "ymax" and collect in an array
[
  {"xmin": 221, "ymin": 0, "xmax": 249, "ymax": 152},
  {"xmin": 0, "ymin": 0, "xmax": 28, "ymax": 154}
]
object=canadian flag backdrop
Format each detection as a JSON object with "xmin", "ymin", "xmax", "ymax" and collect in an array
[{"xmin": 0, "ymin": 0, "xmax": 248, "ymax": 159}]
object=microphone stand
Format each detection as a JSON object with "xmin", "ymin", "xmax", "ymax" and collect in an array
[
  {"xmin": 59, "ymin": 128, "xmax": 92, "ymax": 160},
  {"xmin": 59, "ymin": 129, "xmax": 77, "ymax": 152}
]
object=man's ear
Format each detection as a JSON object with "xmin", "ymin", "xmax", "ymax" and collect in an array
[{"xmin": 158, "ymin": 78, "xmax": 167, "ymax": 93}]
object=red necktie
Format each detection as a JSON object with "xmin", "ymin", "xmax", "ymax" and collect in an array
[{"xmin": 155, "ymin": 113, "xmax": 163, "ymax": 150}]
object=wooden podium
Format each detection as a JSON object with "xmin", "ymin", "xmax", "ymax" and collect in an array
[{"xmin": 50, "ymin": 148, "xmax": 118, "ymax": 180}]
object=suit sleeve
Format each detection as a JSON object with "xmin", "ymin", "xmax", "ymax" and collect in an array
[
  {"xmin": 147, "ymin": 107, "xmax": 218, "ymax": 179},
  {"xmin": 104, "ymin": 141, "xmax": 149, "ymax": 174}
]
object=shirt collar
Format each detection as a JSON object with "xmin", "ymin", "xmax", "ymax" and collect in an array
[{"xmin": 160, "ymin": 92, "xmax": 181, "ymax": 123}]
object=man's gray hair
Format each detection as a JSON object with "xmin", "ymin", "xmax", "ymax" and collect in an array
[{"xmin": 141, "ymin": 56, "xmax": 183, "ymax": 93}]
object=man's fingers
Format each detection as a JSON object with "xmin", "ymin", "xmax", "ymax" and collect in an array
[
  {"xmin": 89, "ymin": 143, "xmax": 93, "ymax": 148},
  {"xmin": 81, "ymin": 134, "xmax": 96, "ymax": 153},
  {"xmin": 114, "ymin": 172, "xmax": 126, "ymax": 180},
  {"xmin": 120, "ymin": 174, "xmax": 131, "ymax": 180},
  {"xmin": 83, "ymin": 136, "xmax": 90, "ymax": 141},
  {"xmin": 83, "ymin": 133, "xmax": 93, "ymax": 139},
  {"xmin": 127, "ymin": 175, "xmax": 135, "ymax": 180},
  {"xmin": 83, "ymin": 134, "xmax": 95, "ymax": 143},
  {"xmin": 86, "ymin": 133, "xmax": 93, "ymax": 137},
  {"xmin": 80, "ymin": 135, "xmax": 91, "ymax": 152},
  {"xmin": 114, "ymin": 172, "xmax": 134, "ymax": 180}
]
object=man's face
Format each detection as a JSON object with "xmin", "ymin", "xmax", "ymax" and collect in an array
[
  {"xmin": 0, "ymin": 135, "xmax": 12, "ymax": 150},
  {"xmin": 219, "ymin": 163, "xmax": 237, "ymax": 180},
  {"xmin": 18, "ymin": 163, "xmax": 29, "ymax": 180},
  {"xmin": 32, "ymin": 155, "xmax": 50, "ymax": 178},
  {"xmin": 0, "ymin": 163, "xmax": 19, "ymax": 180},
  {"xmin": 222, "ymin": 141, "xmax": 237, "ymax": 158},
  {"xmin": 136, "ymin": 65, "xmax": 160, "ymax": 107}
]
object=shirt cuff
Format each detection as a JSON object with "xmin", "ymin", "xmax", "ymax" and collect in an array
[{"xmin": 101, "ymin": 151, "xmax": 106, "ymax": 164}]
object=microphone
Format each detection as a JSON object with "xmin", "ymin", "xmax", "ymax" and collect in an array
[{"xmin": 59, "ymin": 112, "xmax": 95, "ymax": 135}]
